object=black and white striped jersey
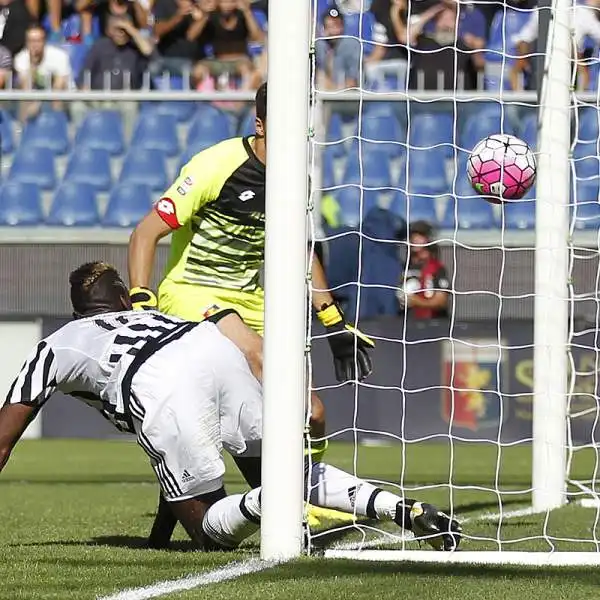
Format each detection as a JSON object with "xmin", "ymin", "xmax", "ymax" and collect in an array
[{"xmin": 4, "ymin": 311, "xmax": 199, "ymax": 434}]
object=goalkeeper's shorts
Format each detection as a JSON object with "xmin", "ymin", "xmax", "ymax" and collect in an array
[{"xmin": 158, "ymin": 280, "xmax": 265, "ymax": 335}]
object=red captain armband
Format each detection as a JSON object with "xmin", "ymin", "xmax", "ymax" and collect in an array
[{"xmin": 155, "ymin": 197, "xmax": 181, "ymax": 229}]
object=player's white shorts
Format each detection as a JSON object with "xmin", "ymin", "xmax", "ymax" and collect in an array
[{"xmin": 129, "ymin": 321, "xmax": 262, "ymax": 501}]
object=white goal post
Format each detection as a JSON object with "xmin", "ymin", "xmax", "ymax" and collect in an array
[{"xmin": 260, "ymin": 0, "xmax": 600, "ymax": 566}]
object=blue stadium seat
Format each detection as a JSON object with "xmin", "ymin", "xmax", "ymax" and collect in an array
[
  {"xmin": 577, "ymin": 106, "xmax": 600, "ymax": 143},
  {"xmin": 576, "ymin": 180, "xmax": 600, "ymax": 203},
  {"xmin": 327, "ymin": 112, "xmax": 346, "ymax": 158},
  {"xmin": 344, "ymin": 148, "xmax": 392, "ymax": 188},
  {"xmin": 64, "ymin": 147, "xmax": 112, "ymax": 192},
  {"xmin": 142, "ymin": 101, "xmax": 196, "ymax": 123},
  {"xmin": 441, "ymin": 198, "xmax": 496, "ymax": 229},
  {"xmin": 503, "ymin": 200, "xmax": 536, "ymax": 230},
  {"xmin": 359, "ymin": 114, "xmax": 406, "ymax": 159},
  {"xmin": 103, "ymin": 184, "xmax": 153, "ymax": 228},
  {"xmin": 405, "ymin": 194, "xmax": 439, "ymax": 224},
  {"xmin": 322, "ymin": 147, "xmax": 336, "ymax": 189},
  {"xmin": 0, "ymin": 182, "xmax": 43, "ymax": 225},
  {"xmin": 519, "ymin": 111, "xmax": 538, "ymax": 149},
  {"xmin": 451, "ymin": 171, "xmax": 478, "ymax": 199},
  {"xmin": 75, "ymin": 110, "xmax": 124, "ymax": 156},
  {"xmin": 21, "ymin": 110, "xmax": 69, "ymax": 154},
  {"xmin": 388, "ymin": 190, "xmax": 408, "ymax": 220},
  {"xmin": 573, "ymin": 143, "xmax": 600, "ymax": 179},
  {"xmin": 0, "ymin": 110, "xmax": 14, "ymax": 154},
  {"xmin": 9, "ymin": 147, "xmax": 56, "ymax": 190},
  {"xmin": 335, "ymin": 186, "xmax": 378, "ymax": 227},
  {"xmin": 460, "ymin": 103, "xmax": 514, "ymax": 152},
  {"xmin": 406, "ymin": 148, "xmax": 448, "ymax": 194},
  {"xmin": 408, "ymin": 111, "xmax": 454, "ymax": 156},
  {"xmin": 119, "ymin": 149, "xmax": 168, "ymax": 191},
  {"xmin": 573, "ymin": 202, "xmax": 600, "ymax": 230},
  {"xmin": 239, "ymin": 109, "xmax": 256, "ymax": 137},
  {"xmin": 47, "ymin": 182, "xmax": 99, "ymax": 226},
  {"xmin": 132, "ymin": 113, "xmax": 180, "ymax": 157},
  {"xmin": 187, "ymin": 110, "xmax": 233, "ymax": 150}
]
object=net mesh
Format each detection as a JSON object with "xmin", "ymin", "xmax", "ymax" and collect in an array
[{"xmin": 307, "ymin": 0, "xmax": 600, "ymax": 555}]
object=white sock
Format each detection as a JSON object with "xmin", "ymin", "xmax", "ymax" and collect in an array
[
  {"xmin": 309, "ymin": 462, "xmax": 403, "ymax": 521},
  {"xmin": 202, "ymin": 488, "xmax": 261, "ymax": 548}
]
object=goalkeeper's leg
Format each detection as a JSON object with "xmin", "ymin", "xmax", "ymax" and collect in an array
[{"xmin": 201, "ymin": 461, "xmax": 462, "ymax": 551}]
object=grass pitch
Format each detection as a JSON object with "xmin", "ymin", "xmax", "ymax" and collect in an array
[{"xmin": 1, "ymin": 439, "xmax": 599, "ymax": 600}]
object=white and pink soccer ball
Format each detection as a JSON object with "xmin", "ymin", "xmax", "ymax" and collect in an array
[{"xmin": 467, "ymin": 134, "xmax": 537, "ymax": 203}]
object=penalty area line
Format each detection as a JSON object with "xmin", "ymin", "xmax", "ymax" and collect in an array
[{"xmin": 96, "ymin": 558, "xmax": 276, "ymax": 600}]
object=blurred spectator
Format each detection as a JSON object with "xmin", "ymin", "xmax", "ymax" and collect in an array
[
  {"xmin": 75, "ymin": 0, "xmax": 149, "ymax": 45},
  {"xmin": 408, "ymin": 0, "xmax": 486, "ymax": 90},
  {"xmin": 189, "ymin": 0, "xmax": 265, "ymax": 90},
  {"xmin": 315, "ymin": 7, "xmax": 361, "ymax": 90},
  {"xmin": 511, "ymin": 0, "xmax": 600, "ymax": 91},
  {"xmin": 14, "ymin": 24, "xmax": 71, "ymax": 121},
  {"xmin": 78, "ymin": 15, "xmax": 153, "ymax": 89},
  {"xmin": 397, "ymin": 220, "xmax": 450, "ymax": 320},
  {"xmin": 0, "ymin": 44, "xmax": 10, "ymax": 87},
  {"xmin": 150, "ymin": 0, "xmax": 212, "ymax": 82},
  {"xmin": 366, "ymin": 0, "xmax": 409, "ymax": 90},
  {"xmin": 0, "ymin": 0, "xmax": 33, "ymax": 56}
]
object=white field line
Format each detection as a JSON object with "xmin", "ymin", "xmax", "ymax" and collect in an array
[
  {"xmin": 331, "ymin": 505, "xmax": 541, "ymax": 551},
  {"xmin": 96, "ymin": 558, "xmax": 276, "ymax": 600}
]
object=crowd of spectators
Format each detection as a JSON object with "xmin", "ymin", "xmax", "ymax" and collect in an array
[{"xmin": 0, "ymin": 0, "xmax": 599, "ymax": 102}]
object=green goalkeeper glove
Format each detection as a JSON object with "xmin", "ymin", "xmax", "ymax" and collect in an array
[
  {"xmin": 317, "ymin": 302, "xmax": 375, "ymax": 383},
  {"xmin": 130, "ymin": 287, "xmax": 158, "ymax": 311}
]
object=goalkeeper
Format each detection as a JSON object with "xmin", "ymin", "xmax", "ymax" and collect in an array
[{"xmin": 128, "ymin": 82, "xmax": 375, "ymax": 541}]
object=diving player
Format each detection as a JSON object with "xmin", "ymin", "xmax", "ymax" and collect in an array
[{"xmin": 0, "ymin": 262, "xmax": 461, "ymax": 552}]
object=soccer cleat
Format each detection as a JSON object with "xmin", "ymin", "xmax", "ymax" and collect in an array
[{"xmin": 397, "ymin": 501, "xmax": 462, "ymax": 551}]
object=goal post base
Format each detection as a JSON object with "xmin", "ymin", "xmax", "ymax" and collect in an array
[{"xmin": 324, "ymin": 550, "xmax": 600, "ymax": 567}]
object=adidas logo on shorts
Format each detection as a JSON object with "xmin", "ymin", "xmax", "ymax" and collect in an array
[{"xmin": 181, "ymin": 469, "xmax": 195, "ymax": 484}]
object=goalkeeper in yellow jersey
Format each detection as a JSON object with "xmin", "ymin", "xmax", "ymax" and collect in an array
[{"xmin": 128, "ymin": 82, "xmax": 374, "ymax": 547}]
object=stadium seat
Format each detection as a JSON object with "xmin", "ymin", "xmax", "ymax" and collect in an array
[
  {"xmin": 119, "ymin": 149, "xmax": 168, "ymax": 191},
  {"xmin": 451, "ymin": 171, "xmax": 478, "ymax": 199},
  {"xmin": 576, "ymin": 180, "xmax": 600, "ymax": 203},
  {"xmin": 47, "ymin": 182, "xmax": 99, "ymax": 226},
  {"xmin": 405, "ymin": 194, "xmax": 440, "ymax": 224},
  {"xmin": 21, "ymin": 110, "xmax": 69, "ymax": 155},
  {"xmin": 358, "ymin": 114, "xmax": 405, "ymax": 159},
  {"xmin": 322, "ymin": 147, "xmax": 336, "ymax": 189},
  {"xmin": 503, "ymin": 200, "xmax": 536, "ymax": 230},
  {"xmin": 441, "ymin": 198, "xmax": 496, "ymax": 229},
  {"xmin": 344, "ymin": 148, "xmax": 392, "ymax": 188},
  {"xmin": 406, "ymin": 148, "xmax": 448, "ymax": 195},
  {"xmin": 519, "ymin": 111, "xmax": 538, "ymax": 149},
  {"xmin": 187, "ymin": 110, "xmax": 233, "ymax": 150},
  {"xmin": 335, "ymin": 186, "xmax": 379, "ymax": 227},
  {"xmin": 408, "ymin": 111, "xmax": 454, "ymax": 157},
  {"xmin": 0, "ymin": 110, "xmax": 14, "ymax": 154},
  {"xmin": 132, "ymin": 113, "xmax": 180, "ymax": 157},
  {"xmin": 327, "ymin": 112, "xmax": 346, "ymax": 158},
  {"xmin": 573, "ymin": 201, "xmax": 600, "ymax": 230},
  {"xmin": 142, "ymin": 101, "xmax": 196, "ymax": 123},
  {"xmin": 459, "ymin": 103, "xmax": 514, "ymax": 152},
  {"xmin": 9, "ymin": 147, "xmax": 56, "ymax": 190},
  {"xmin": 577, "ymin": 106, "xmax": 600, "ymax": 143},
  {"xmin": 239, "ymin": 109, "xmax": 256, "ymax": 137},
  {"xmin": 0, "ymin": 182, "xmax": 43, "ymax": 225},
  {"xmin": 64, "ymin": 147, "xmax": 112, "ymax": 192},
  {"xmin": 573, "ymin": 143, "xmax": 600, "ymax": 179},
  {"xmin": 103, "ymin": 183, "xmax": 153, "ymax": 227},
  {"xmin": 75, "ymin": 110, "xmax": 124, "ymax": 156}
]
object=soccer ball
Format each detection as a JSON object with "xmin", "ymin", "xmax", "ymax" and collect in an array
[{"xmin": 466, "ymin": 134, "xmax": 536, "ymax": 203}]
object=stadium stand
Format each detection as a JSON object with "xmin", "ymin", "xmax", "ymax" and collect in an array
[
  {"xmin": 47, "ymin": 182, "xmax": 100, "ymax": 227},
  {"xmin": 0, "ymin": 182, "xmax": 44, "ymax": 226}
]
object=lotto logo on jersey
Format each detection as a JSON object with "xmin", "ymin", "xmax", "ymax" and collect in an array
[
  {"xmin": 201, "ymin": 304, "xmax": 223, "ymax": 320},
  {"xmin": 155, "ymin": 197, "xmax": 181, "ymax": 229},
  {"xmin": 441, "ymin": 339, "xmax": 507, "ymax": 431}
]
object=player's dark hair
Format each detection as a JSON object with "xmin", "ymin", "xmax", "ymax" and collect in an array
[
  {"xmin": 69, "ymin": 262, "xmax": 130, "ymax": 319},
  {"xmin": 256, "ymin": 82, "xmax": 267, "ymax": 122},
  {"xmin": 409, "ymin": 220, "xmax": 439, "ymax": 257}
]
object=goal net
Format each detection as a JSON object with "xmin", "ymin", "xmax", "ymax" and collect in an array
[{"xmin": 302, "ymin": 0, "xmax": 600, "ymax": 565}]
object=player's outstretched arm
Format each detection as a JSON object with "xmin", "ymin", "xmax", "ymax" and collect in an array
[
  {"xmin": 128, "ymin": 210, "xmax": 172, "ymax": 310},
  {"xmin": 311, "ymin": 254, "xmax": 375, "ymax": 382},
  {"xmin": 0, "ymin": 402, "xmax": 38, "ymax": 472}
]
